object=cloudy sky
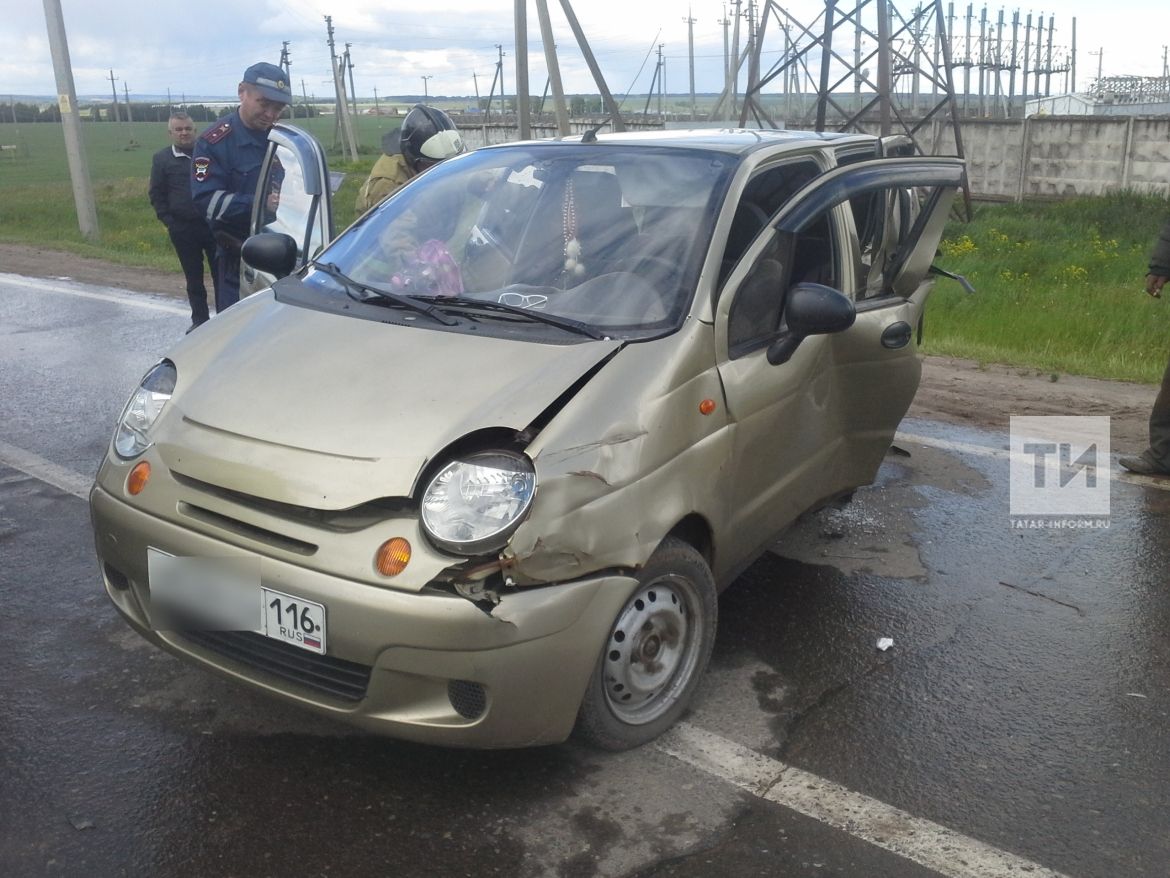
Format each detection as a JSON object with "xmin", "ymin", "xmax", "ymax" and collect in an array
[{"xmin": 4, "ymin": 0, "xmax": 1167, "ymax": 103}]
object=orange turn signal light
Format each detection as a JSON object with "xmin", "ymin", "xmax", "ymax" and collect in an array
[
  {"xmin": 127, "ymin": 461, "xmax": 151, "ymax": 495},
  {"xmin": 375, "ymin": 537, "xmax": 412, "ymax": 577},
  {"xmin": 699, "ymin": 398, "xmax": 717, "ymax": 415}
]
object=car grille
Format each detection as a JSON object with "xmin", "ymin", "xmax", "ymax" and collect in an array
[{"xmin": 180, "ymin": 630, "xmax": 372, "ymax": 702}]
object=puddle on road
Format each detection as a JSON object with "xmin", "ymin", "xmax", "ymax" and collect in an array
[{"xmin": 770, "ymin": 444, "xmax": 989, "ymax": 581}]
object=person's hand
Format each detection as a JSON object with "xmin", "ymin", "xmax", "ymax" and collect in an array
[{"xmin": 1146, "ymin": 273, "xmax": 1167, "ymax": 298}]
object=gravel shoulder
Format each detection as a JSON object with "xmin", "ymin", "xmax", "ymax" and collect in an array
[{"xmin": 2, "ymin": 242, "xmax": 1156, "ymax": 455}]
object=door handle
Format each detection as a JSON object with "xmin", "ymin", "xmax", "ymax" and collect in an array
[{"xmin": 880, "ymin": 321, "xmax": 913, "ymax": 349}]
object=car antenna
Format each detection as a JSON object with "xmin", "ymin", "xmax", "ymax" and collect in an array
[{"xmin": 581, "ymin": 119, "xmax": 610, "ymax": 143}]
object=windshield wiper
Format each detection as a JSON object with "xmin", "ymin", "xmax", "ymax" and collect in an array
[
  {"xmin": 420, "ymin": 295, "xmax": 606, "ymax": 340},
  {"xmin": 311, "ymin": 262, "xmax": 458, "ymax": 326}
]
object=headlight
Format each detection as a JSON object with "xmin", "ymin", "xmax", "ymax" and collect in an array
[
  {"xmin": 113, "ymin": 360, "xmax": 176, "ymax": 460},
  {"xmin": 420, "ymin": 451, "xmax": 537, "ymax": 554}
]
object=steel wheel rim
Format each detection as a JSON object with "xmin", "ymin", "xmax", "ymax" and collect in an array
[{"xmin": 602, "ymin": 572, "xmax": 705, "ymax": 725}]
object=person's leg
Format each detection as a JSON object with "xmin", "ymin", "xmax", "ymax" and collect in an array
[
  {"xmin": 201, "ymin": 226, "xmax": 221, "ymax": 303},
  {"xmin": 1147, "ymin": 354, "xmax": 1170, "ymax": 468},
  {"xmin": 1121, "ymin": 353, "xmax": 1170, "ymax": 475},
  {"xmin": 215, "ymin": 247, "xmax": 241, "ymax": 313},
  {"xmin": 168, "ymin": 227, "xmax": 210, "ymax": 325}
]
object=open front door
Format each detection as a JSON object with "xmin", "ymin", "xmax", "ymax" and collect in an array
[
  {"xmin": 241, "ymin": 124, "xmax": 335, "ymax": 297},
  {"xmin": 712, "ymin": 157, "xmax": 964, "ymax": 562}
]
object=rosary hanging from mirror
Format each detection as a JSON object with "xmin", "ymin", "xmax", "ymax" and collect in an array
[{"xmin": 562, "ymin": 181, "xmax": 585, "ymax": 278}]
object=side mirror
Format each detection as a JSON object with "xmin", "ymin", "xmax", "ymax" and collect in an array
[
  {"xmin": 767, "ymin": 283, "xmax": 857, "ymax": 365},
  {"xmin": 241, "ymin": 232, "xmax": 299, "ymax": 279}
]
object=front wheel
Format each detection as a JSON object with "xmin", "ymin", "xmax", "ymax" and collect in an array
[{"xmin": 575, "ymin": 537, "xmax": 717, "ymax": 750}]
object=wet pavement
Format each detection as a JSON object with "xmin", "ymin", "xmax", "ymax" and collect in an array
[{"xmin": 3, "ymin": 273, "xmax": 1169, "ymax": 877}]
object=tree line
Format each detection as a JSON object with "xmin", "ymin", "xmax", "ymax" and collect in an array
[{"xmin": 3, "ymin": 101, "xmax": 322, "ymax": 124}]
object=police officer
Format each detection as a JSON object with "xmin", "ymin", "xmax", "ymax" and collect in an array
[
  {"xmin": 191, "ymin": 62, "xmax": 291, "ymax": 312},
  {"xmin": 149, "ymin": 111, "xmax": 218, "ymax": 332}
]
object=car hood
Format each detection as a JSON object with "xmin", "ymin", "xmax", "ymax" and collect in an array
[{"xmin": 161, "ymin": 297, "xmax": 622, "ymax": 508}]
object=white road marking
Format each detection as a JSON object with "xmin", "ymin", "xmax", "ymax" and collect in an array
[
  {"xmin": 658, "ymin": 722, "xmax": 1070, "ymax": 878},
  {"xmin": 0, "ymin": 439, "xmax": 92, "ymax": 500},
  {"xmin": 897, "ymin": 431, "xmax": 1170, "ymax": 492},
  {"xmin": 0, "ymin": 272, "xmax": 186, "ymax": 314}
]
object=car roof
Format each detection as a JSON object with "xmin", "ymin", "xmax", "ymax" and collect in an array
[{"xmin": 483, "ymin": 127, "xmax": 878, "ymax": 157}]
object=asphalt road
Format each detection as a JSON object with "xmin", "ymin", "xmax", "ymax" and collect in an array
[{"xmin": 2, "ymin": 272, "xmax": 1168, "ymax": 878}]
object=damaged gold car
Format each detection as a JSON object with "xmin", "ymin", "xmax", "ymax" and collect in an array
[{"xmin": 90, "ymin": 125, "xmax": 965, "ymax": 749}]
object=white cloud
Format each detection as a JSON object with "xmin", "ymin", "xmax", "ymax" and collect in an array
[{"xmin": 2, "ymin": 0, "xmax": 1166, "ymax": 102}]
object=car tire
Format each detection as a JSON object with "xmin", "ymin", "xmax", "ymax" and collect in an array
[{"xmin": 574, "ymin": 536, "xmax": 717, "ymax": 751}]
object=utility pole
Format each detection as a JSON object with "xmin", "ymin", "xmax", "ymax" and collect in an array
[
  {"xmin": 1009, "ymin": 11, "xmax": 1019, "ymax": 117},
  {"xmin": 421, "ymin": 74, "xmax": 432, "ymax": 99},
  {"xmin": 728, "ymin": 0, "xmax": 742, "ymax": 122},
  {"xmin": 373, "ymin": 85, "xmax": 380, "ymax": 115},
  {"xmin": 556, "ymin": 0, "xmax": 626, "ymax": 131},
  {"xmin": 345, "ymin": 43, "xmax": 357, "ymax": 117},
  {"xmin": 1045, "ymin": 14, "xmax": 1055, "ymax": 97},
  {"xmin": 684, "ymin": 9, "xmax": 697, "ymax": 122},
  {"xmin": 325, "ymin": 15, "xmax": 358, "ymax": 160},
  {"xmin": 511, "ymin": 2, "xmax": 529, "ymax": 137},
  {"xmin": 280, "ymin": 41, "xmax": 293, "ymax": 118},
  {"xmin": 496, "ymin": 44, "xmax": 508, "ymax": 116},
  {"xmin": 718, "ymin": 6, "xmax": 731, "ymax": 119},
  {"xmin": 43, "ymin": 0, "xmax": 98, "ymax": 239},
  {"xmin": 659, "ymin": 43, "xmax": 666, "ymax": 118},
  {"xmin": 122, "ymin": 82, "xmax": 133, "ymax": 122},
  {"xmin": 166, "ymin": 87, "xmax": 172, "ymax": 114},
  {"xmin": 301, "ymin": 78, "xmax": 309, "ymax": 117},
  {"xmin": 107, "ymin": 68, "xmax": 120, "ymax": 122},
  {"xmin": 534, "ymin": 0, "xmax": 570, "ymax": 136}
]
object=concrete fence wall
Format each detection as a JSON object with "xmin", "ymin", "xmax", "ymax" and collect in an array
[
  {"xmin": 879, "ymin": 116, "xmax": 1170, "ymax": 202},
  {"xmin": 457, "ymin": 115, "xmax": 1170, "ymax": 204}
]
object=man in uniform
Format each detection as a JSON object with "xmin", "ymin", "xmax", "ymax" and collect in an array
[
  {"xmin": 191, "ymin": 62, "xmax": 291, "ymax": 312},
  {"xmin": 149, "ymin": 111, "xmax": 218, "ymax": 332}
]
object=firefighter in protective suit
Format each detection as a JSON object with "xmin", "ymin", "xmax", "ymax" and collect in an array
[{"xmin": 354, "ymin": 104, "xmax": 466, "ymax": 214}]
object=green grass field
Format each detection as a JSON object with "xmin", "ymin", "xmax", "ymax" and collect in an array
[
  {"xmin": 0, "ymin": 118, "xmax": 381, "ymax": 270},
  {"xmin": 927, "ymin": 194, "xmax": 1170, "ymax": 383},
  {"xmin": 1, "ymin": 119, "xmax": 1168, "ymax": 383}
]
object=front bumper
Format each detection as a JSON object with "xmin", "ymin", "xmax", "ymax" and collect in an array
[{"xmin": 90, "ymin": 484, "xmax": 639, "ymax": 748}]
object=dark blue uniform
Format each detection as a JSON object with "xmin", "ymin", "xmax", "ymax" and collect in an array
[{"xmin": 191, "ymin": 109, "xmax": 270, "ymax": 311}]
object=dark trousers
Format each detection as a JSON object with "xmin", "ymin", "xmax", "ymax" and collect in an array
[
  {"xmin": 168, "ymin": 223, "xmax": 218, "ymax": 324},
  {"xmin": 1149, "ymin": 355, "xmax": 1170, "ymax": 468},
  {"xmin": 213, "ymin": 235, "xmax": 243, "ymax": 313}
]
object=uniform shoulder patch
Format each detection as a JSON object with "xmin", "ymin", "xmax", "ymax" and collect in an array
[
  {"xmin": 202, "ymin": 121, "xmax": 232, "ymax": 145},
  {"xmin": 193, "ymin": 156, "xmax": 211, "ymax": 183}
]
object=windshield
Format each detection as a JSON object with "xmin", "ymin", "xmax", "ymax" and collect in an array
[{"xmin": 306, "ymin": 144, "xmax": 736, "ymax": 338}]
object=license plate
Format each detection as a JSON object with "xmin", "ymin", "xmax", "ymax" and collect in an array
[
  {"xmin": 147, "ymin": 549, "xmax": 326, "ymax": 654},
  {"xmin": 260, "ymin": 588, "xmax": 327, "ymax": 655}
]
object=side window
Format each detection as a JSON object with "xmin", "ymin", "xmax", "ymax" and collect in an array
[
  {"xmin": 719, "ymin": 158, "xmax": 822, "ymax": 287},
  {"xmin": 258, "ymin": 144, "xmax": 319, "ymax": 259},
  {"xmin": 726, "ymin": 208, "xmax": 836, "ymax": 357},
  {"xmin": 727, "ymin": 235, "xmax": 788, "ymax": 355}
]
